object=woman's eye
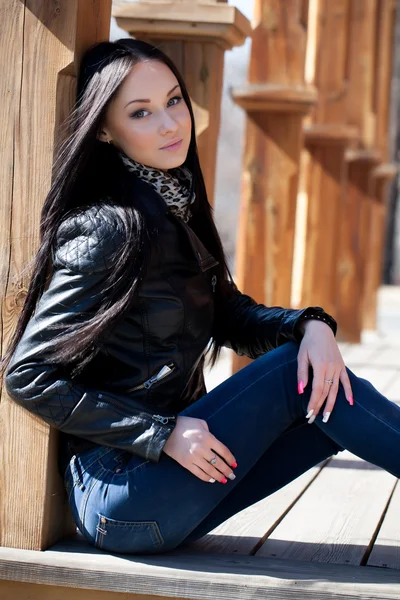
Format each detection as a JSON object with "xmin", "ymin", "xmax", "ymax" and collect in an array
[
  {"xmin": 130, "ymin": 96, "xmax": 182, "ymax": 119},
  {"xmin": 168, "ymin": 95, "xmax": 182, "ymax": 106},
  {"xmin": 130, "ymin": 109, "xmax": 148, "ymax": 119}
]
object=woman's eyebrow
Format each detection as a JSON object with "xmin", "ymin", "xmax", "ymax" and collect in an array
[{"xmin": 124, "ymin": 84, "xmax": 181, "ymax": 108}]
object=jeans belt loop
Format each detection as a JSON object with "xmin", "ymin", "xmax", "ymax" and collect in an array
[{"xmin": 70, "ymin": 454, "xmax": 85, "ymax": 491}]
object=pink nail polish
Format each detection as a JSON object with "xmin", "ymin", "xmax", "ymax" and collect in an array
[
  {"xmin": 298, "ymin": 381, "xmax": 304, "ymax": 394},
  {"xmin": 220, "ymin": 477, "xmax": 228, "ymax": 484},
  {"xmin": 348, "ymin": 396, "xmax": 354, "ymax": 406},
  {"xmin": 231, "ymin": 462, "xmax": 237, "ymax": 468}
]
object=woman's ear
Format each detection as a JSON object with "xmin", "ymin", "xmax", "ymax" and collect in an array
[{"xmin": 97, "ymin": 127, "xmax": 111, "ymax": 144}]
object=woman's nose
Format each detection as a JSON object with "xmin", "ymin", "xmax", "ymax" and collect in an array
[{"xmin": 159, "ymin": 110, "xmax": 178, "ymax": 134}]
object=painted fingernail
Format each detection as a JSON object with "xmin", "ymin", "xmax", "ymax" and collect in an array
[
  {"xmin": 228, "ymin": 473, "xmax": 236, "ymax": 480},
  {"xmin": 348, "ymin": 396, "xmax": 354, "ymax": 406},
  {"xmin": 231, "ymin": 461, "xmax": 238, "ymax": 468},
  {"xmin": 220, "ymin": 477, "xmax": 228, "ymax": 484},
  {"xmin": 308, "ymin": 414, "xmax": 316, "ymax": 424},
  {"xmin": 209, "ymin": 478, "xmax": 216, "ymax": 483},
  {"xmin": 306, "ymin": 409, "xmax": 314, "ymax": 419},
  {"xmin": 322, "ymin": 412, "xmax": 331, "ymax": 423},
  {"xmin": 298, "ymin": 381, "xmax": 305, "ymax": 394}
]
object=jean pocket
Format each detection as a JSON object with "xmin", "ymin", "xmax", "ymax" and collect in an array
[{"xmin": 94, "ymin": 513, "xmax": 164, "ymax": 554}]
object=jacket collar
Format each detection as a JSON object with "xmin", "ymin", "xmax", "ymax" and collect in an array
[
  {"xmin": 129, "ymin": 172, "xmax": 170, "ymax": 218},
  {"xmin": 129, "ymin": 172, "xmax": 219, "ymax": 272}
]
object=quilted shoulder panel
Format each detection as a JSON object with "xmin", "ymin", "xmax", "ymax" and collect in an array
[{"xmin": 53, "ymin": 203, "xmax": 127, "ymax": 273}]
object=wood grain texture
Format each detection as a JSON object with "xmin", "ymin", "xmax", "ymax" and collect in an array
[
  {"xmin": 337, "ymin": 0, "xmax": 380, "ymax": 342},
  {"xmin": 374, "ymin": 0, "xmax": 397, "ymax": 160},
  {"xmin": 186, "ymin": 462, "xmax": 327, "ymax": 555},
  {"xmin": 346, "ymin": 0, "xmax": 377, "ymax": 145},
  {"xmin": 360, "ymin": 0, "xmax": 397, "ymax": 331},
  {"xmin": 300, "ymin": 0, "xmax": 359, "ymax": 323},
  {"xmin": 0, "ymin": 580, "xmax": 164, "ymax": 600},
  {"xmin": 255, "ymin": 451, "xmax": 397, "ymax": 565},
  {"xmin": 232, "ymin": 83, "xmax": 318, "ymax": 113},
  {"xmin": 232, "ymin": 0, "xmax": 311, "ymax": 374},
  {"xmin": 113, "ymin": 1, "xmax": 251, "ymax": 50},
  {"xmin": 363, "ymin": 175, "xmax": 394, "ymax": 330},
  {"xmin": 301, "ymin": 141, "xmax": 348, "ymax": 318},
  {"xmin": 338, "ymin": 155, "xmax": 378, "ymax": 342},
  {"xmin": 0, "ymin": 0, "xmax": 112, "ymax": 551},
  {"xmin": 2, "ymin": 541, "xmax": 400, "ymax": 599},
  {"xmin": 368, "ymin": 480, "xmax": 400, "ymax": 570}
]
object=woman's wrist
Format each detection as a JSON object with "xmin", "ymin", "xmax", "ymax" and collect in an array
[
  {"xmin": 300, "ymin": 318, "xmax": 333, "ymax": 336},
  {"xmin": 294, "ymin": 308, "xmax": 337, "ymax": 340}
]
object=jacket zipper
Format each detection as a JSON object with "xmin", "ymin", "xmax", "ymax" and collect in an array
[
  {"xmin": 152, "ymin": 414, "xmax": 176, "ymax": 425},
  {"xmin": 211, "ymin": 274, "xmax": 217, "ymax": 293},
  {"xmin": 97, "ymin": 362, "xmax": 178, "ymax": 425},
  {"xmin": 127, "ymin": 362, "xmax": 176, "ymax": 393}
]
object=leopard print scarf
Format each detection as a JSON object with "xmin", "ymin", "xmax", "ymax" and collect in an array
[{"xmin": 117, "ymin": 150, "xmax": 196, "ymax": 223}]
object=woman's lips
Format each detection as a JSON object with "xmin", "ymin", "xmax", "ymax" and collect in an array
[{"xmin": 160, "ymin": 139, "xmax": 183, "ymax": 151}]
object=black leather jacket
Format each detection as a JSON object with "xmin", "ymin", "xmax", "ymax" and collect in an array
[{"xmin": 4, "ymin": 176, "xmax": 336, "ymax": 475}]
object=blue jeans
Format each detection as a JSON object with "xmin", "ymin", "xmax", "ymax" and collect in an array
[{"xmin": 63, "ymin": 341, "xmax": 400, "ymax": 555}]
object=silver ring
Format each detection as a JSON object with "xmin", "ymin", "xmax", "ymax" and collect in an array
[
  {"xmin": 209, "ymin": 455, "xmax": 217, "ymax": 465},
  {"xmin": 325, "ymin": 379, "xmax": 334, "ymax": 385}
]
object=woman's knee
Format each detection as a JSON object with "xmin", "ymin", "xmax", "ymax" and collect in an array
[
  {"xmin": 256, "ymin": 341, "xmax": 300, "ymax": 384},
  {"xmin": 256, "ymin": 340, "xmax": 299, "ymax": 367}
]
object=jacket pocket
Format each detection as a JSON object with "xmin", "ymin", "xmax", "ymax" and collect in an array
[
  {"xmin": 126, "ymin": 361, "xmax": 177, "ymax": 394},
  {"xmin": 94, "ymin": 513, "xmax": 164, "ymax": 554}
]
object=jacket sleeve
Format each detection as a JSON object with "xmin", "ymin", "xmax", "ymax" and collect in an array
[
  {"xmin": 4, "ymin": 205, "xmax": 177, "ymax": 463},
  {"xmin": 214, "ymin": 279, "xmax": 337, "ymax": 360}
]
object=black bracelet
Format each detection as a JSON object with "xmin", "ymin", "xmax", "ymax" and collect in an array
[
  {"xmin": 301, "ymin": 313, "xmax": 333, "ymax": 327},
  {"xmin": 295, "ymin": 307, "xmax": 338, "ymax": 340}
]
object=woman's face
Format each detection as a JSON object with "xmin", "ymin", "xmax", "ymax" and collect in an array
[{"xmin": 99, "ymin": 59, "xmax": 192, "ymax": 171}]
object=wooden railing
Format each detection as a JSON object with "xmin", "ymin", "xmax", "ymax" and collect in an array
[{"xmin": 231, "ymin": 0, "xmax": 397, "ymax": 373}]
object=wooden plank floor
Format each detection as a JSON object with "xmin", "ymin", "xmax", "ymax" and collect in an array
[{"xmin": 193, "ymin": 285, "xmax": 400, "ymax": 572}]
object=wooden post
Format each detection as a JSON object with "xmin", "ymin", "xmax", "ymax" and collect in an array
[
  {"xmin": 338, "ymin": 0, "xmax": 380, "ymax": 342},
  {"xmin": 0, "ymin": 0, "xmax": 112, "ymax": 551},
  {"xmin": 301, "ymin": 0, "xmax": 359, "ymax": 322},
  {"xmin": 340, "ymin": 150, "xmax": 380, "ymax": 342},
  {"xmin": 364, "ymin": 163, "xmax": 399, "ymax": 329},
  {"xmin": 230, "ymin": 0, "xmax": 317, "ymax": 373},
  {"xmin": 362, "ymin": 0, "xmax": 398, "ymax": 331},
  {"xmin": 112, "ymin": 0, "xmax": 251, "ymax": 206}
]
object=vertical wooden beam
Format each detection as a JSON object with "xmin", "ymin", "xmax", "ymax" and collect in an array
[
  {"xmin": 0, "ymin": 0, "xmax": 112, "ymax": 550},
  {"xmin": 113, "ymin": 0, "xmax": 251, "ymax": 206},
  {"xmin": 338, "ymin": 0, "xmax": 379, "ymax": 342},
  {"xmin": 301, "ymin": 0, "xmax": 359, "ymax": 321},
  {"xmin": 362, "ymin": 0, "xmax": 397, "ymax": 331},
  {"xmin": 340, "ymin": 151, "xmax": 378, "ymax": 341},
  {"xmin": 364, "ymin": 164, "xmax": 399, "ymax": 329},
  {"xmin": 231, "ymin": 0, "xmax": 317, "ymax": 373},
  {"xmin": 375, "ymin": 0, "xmax": 397, "ymax": 159}
]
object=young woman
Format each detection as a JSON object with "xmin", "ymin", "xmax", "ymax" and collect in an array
[{"xmin": 2, "ymin": 39, "xmax": 400, "ymax": 556}]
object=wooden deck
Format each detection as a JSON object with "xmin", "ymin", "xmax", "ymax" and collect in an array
[{"xmin": 1, "ymin": 285, "xmax": 400, "ymax": 598}]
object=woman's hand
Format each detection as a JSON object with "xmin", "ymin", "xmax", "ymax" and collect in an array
[
  {"xmin": 162, "ymin": 415, "xmax": 237, "ymax": 483},
  {"xmin": 297, "ymin": 320, "xmax": 354, "ymax": 423}
]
